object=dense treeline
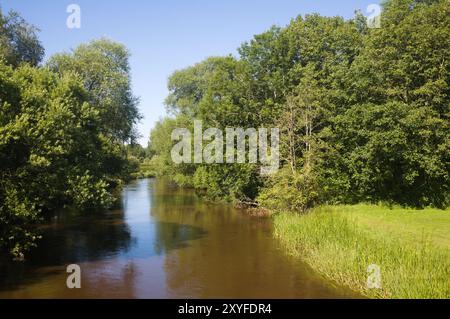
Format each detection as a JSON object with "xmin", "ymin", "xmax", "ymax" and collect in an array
[
  {"xmin": 149, "ymin": 0, "xmax": 449, "ymax": 210},
  {"xmin": 0, "ymin": 9, "xmax": 141, "ymax": 258}
]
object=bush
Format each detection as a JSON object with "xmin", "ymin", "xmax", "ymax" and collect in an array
[
  {"xmin": 258, "ymin": 166, "xmax": 320, "ymax": 212},
  {"xmin": 66, "ymin": 172, "xmax": 113, "ymax": 211}
]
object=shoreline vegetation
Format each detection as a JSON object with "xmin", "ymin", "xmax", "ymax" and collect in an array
[
  {"xmin": 143, "ymin": 0, "xmax": 449, "ymax": 299},
  {"xmin": 273, "ymin": 205, "xmax": 450, "ymax": 299}
]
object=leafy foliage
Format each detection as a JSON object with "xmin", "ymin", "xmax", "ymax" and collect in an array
[
  {"xmin": 0, "ymin": 8, "xmax": 44, "ymax": 67},
  {"xmin": 149, "ymin": 0, "xmax": 449, "ymax": 209},
  {"xmin": 48, "ymin": 39, "xmax": 142, "ymax": 144},
  {"xmin": 0, "ymin": 11, "xmax": 141, "ymax": 258}
]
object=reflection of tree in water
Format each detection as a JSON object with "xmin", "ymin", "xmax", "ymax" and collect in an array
[
  {"xmin": 148, "ymin": 178, "xmax": 198, "ymax": 209},
  {"xmin": 33, "ymin": 210, "xmax": 133, "ymax": 265},
  {"xmin": 0, "ymin": 209, "xmax": 133, "ymax": 290},
  {"xmin": 148, "ymin": 178, "xmax": 233, "ymax": 225},
  {"xmin": 146, "ymin": 179, "xmax": 209, "ymax": 256},
  {"xmin": 153, "ymin": 222, "xmax": 207, "ymax": 255},
  {"xmin": 144, "ymin": 180, "xmax": 333, "ymax": 298}
]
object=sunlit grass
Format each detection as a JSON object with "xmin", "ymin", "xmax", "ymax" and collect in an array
[{"xmin": 273, "ymin": 205, "xmax": 450, "ymax": 299}]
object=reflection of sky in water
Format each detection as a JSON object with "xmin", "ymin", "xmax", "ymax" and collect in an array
[
  {"xmin": 121, "ymin": 179, "xmax": 157, "ymax": 259},
  {"xmin": 121, "ymin": 179, "xmax": 207, "ymax": 260}
]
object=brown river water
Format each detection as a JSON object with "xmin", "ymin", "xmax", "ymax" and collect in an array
[{"xmin": 0, "ymin": 178, "xmax": 358, "ymax": 298}]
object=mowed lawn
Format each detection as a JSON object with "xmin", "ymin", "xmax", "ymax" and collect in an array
[
  {"xmin": 274, "ymin": 205, "xmax": 450, "ymax": 299},
  {"xmin": 332, "ymin": 205, "xmax": 450, "ymax": 249}
]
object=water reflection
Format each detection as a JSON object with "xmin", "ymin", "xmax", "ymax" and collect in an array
[
  {"xmin": 0, "ymin": 179, "xmax": 359, "ymax": 299},
  {"xmin": 0, "ymin": 209, "xmax": 133, "ymax": 290}
]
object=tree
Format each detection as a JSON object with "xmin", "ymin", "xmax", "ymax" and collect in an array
[
  {"xmin": 149, "ymin": 0, "xmax": 449, "ymax": 209},
  {"xmin": 327, "ymin": 0, "xmax": 450, "ymax": 207},
  {"xmin": 1, "ymin": 32, "xmax": 142, "ymax": 257},
  {"xmin": 48, "ymin": 39, "xmax": 142, "ymax": 144},
  {"xmin": 0, "ymin": 61, "xmax": 114, "ymax": 257},
  {"xmin": 280, "ymin": 65, "xmax": 325, "ymax": 172},
  {"xmin": 0, "ymin": 8, "xmax": 44, "ymax": 67}
]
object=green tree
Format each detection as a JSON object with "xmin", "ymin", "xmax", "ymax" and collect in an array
[
  {"xmin": 149, "ymin": 0, "xmax": 449, "ymax": 210},
  {"xmin": 1, "ymin": 32, "xmax": 142, "ymax": 257},
  {"xmin": 324, "ymin": 0, "xmax": 450, "ymax": 207},
  {"xmin": 48, "ymin": 39, "xmax": 142, "ymax": 144},
  {"xmin": 0, "ymin": 62, "xmax": 114, "ymax": 257},
  {"xmin": 0, "ymin": 8, "xmax": 44, "ymax": 67}
]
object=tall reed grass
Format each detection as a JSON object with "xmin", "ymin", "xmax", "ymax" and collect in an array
[{"xmin": 274, "ymin": 206, "xmax": 450, "ymax": 299}]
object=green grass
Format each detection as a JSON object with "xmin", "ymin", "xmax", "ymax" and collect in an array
[{"xmin": 273, "ymin": 205, "xmax": 450, "ymax": 299}]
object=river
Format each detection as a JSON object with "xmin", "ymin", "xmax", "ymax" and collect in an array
[{"xmin": 0, "ymin": 178, "xmax": 357, "ymax": 298}]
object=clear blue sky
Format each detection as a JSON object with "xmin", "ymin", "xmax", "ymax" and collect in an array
[{"xmin": 2, "ymin": 0, "xmax": 380, "ymax": 145}]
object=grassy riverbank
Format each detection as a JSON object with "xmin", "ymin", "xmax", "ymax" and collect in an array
[{"xmin": 273, "ymin": 205, "xmax": 450, "ymax": 299}]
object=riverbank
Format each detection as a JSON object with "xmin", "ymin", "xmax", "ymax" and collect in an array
[{"xmin": 273, "ymin": 205, "xmax": 450, "ymax": 299}]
